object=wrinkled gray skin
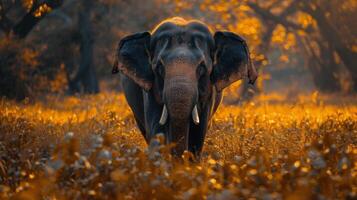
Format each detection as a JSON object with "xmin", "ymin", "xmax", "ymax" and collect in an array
[{"xmin": 113, "ymin": 18, "xmax": 257, "ymax": 158}]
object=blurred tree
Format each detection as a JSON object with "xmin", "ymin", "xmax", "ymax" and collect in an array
[
  {"xmin": 192, "ymin": 0, "xmax": 357, "ymax": 94},
  {"xmin": 246, "ymin": 0, "xmax": 357, "ymax": 92},
  {"xmin": 2, "ymin": 0, "xmax": 355, "ymax": 100},
  {"xmin": 246, "ymin": 0, "xmax": 342, "ymax": 92},
  {"xmin": 0, "ymin": 0, "xmax": 64, "ymax": 100},
  {"xmin": 0, "ymin": 0, "xmax": 175, "ymax": 99},
  {"xmin": 299, "ymin": 0, "xmax": 357, "ymax": 92},
  {"xmin": 67, "ymin": 0, "xmax": 99, "ymax": 94}
]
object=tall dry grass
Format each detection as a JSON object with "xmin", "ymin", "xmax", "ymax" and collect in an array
[{"xmin": 0, "ymin": 93, "xmax": 356, "ymax": 199}]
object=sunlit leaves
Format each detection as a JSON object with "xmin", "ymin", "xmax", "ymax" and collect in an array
[
  {"xmin": 341, "ymin": 0, "xmax": 357, "ymax": 11},
  {"xmin": 33, "ymin": 3, "xmax": 52, "ymax": 18},
  {"xmin": 21, "ymin": 0, "xmax": 56, "ymax": 17},
  {"xmin": 271, "ymin": 25, "xmax": 296, "ymax": 50},
  {"xmin": 296, "ymin": 12, "xmax": 316, "ymax": 29}
]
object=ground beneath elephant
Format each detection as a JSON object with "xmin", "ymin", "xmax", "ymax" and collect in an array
[{"xmin": 0, "ymin": 92, "xmax": 356, "ymax": 199}]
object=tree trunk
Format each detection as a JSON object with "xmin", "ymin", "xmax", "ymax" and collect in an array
[
  {"xmin": 68, "ymin": 0, "xmax": 99, "ymax": 94},
  {"xmin": 301, "ymin": 37, "xmax": 340, "ymax": 92},
  {"xmin": 12, "ymin": 0, "xmax": 63, "ymax": 38},
  {"xmin": 308, "ymin": 59, "xmax": 340, "ymax": 92},
  {"xmin": 301, "ymin": 3, "xmax": 357, "ymax": 92}
]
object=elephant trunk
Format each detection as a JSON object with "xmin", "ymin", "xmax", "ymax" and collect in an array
[{"xmin": 163, "ymin": 76, "xmax": 197, "ymax": 156}]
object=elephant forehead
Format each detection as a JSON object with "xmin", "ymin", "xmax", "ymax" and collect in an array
[
  {"xmin": 151, "ymin": 22, "xmax": 212, "ymax": 40},
  {"xmin": 152, "ymin": 17, "xmax": 211, "ymax": 33}
]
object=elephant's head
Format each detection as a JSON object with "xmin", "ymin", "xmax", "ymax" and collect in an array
[{"xmin": 113, "ymin": 18, "xmax": 257, "ymax": 155}]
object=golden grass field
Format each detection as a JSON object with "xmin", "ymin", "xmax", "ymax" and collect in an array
[{"xmin": 0, "ymin": 92, "xmax": 356, "ymax": 199}]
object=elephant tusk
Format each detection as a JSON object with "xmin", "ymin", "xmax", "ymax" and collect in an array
[
  {"xmin": 159, "ymin": 105, "xmax": 168, "ymax": 125},
  {"xmin": 192, "ymin": 105, "xmax": 200, "ymax": 125}
]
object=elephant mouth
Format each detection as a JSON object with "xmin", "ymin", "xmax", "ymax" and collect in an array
[
  {"xmin": 159, "ymin": 104, "xmax": 199, "ymax": 126},
  {"xmin": 158, "ymin": 103, "xmax": 200, "ymax": 155}
]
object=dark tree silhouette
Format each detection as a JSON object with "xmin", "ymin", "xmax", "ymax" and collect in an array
[{"xmin": 68, "ymin": 0, "xmax": 99, "ymax": 94}]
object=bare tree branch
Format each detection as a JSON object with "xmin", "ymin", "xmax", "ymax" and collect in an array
[{"xmin": 12, "ymin": 0, "xmax": 63, "ymax": 38}]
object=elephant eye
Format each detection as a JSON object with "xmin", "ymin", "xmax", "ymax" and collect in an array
[{"xmin": 197, "ymin": 61, "xmax": 206, "ymax": 77}]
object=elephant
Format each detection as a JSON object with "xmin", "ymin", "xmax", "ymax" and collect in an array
[{"xmin": 112, "ymin": 17, "xmax": 257, "ymax": 158}]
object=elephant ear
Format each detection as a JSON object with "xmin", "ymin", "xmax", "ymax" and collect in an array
[
  {"xmin": 112, "ymin": 31, "xmax": 153, "ymax": 91},
  {"xmin": 211, "ymin": 31, "xmax": 257, "ymax": 92}
]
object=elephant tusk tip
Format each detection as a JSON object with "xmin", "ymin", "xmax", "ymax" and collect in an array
[
  {"xmin": 193, "ymin": 118, "xmax": 200, "ymax": 125},
  {"xmin": 192, "ymin": 105, "xmax": 200, "ymax": 125},
  {"xmin": 159, "ymin": 105, "xmax": 168, "ymax": 125}
]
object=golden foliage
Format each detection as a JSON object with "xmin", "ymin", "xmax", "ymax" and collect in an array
[
  {"xmin": 21, "ymin": 48, "xmax": 39, "ymax": 68},
  {"xmin": 296, "ymin": 12, "xmax": 316, "ymax": 29},
  {"xmin": 0, "ymin": 38, "xmax": 66, "ymax": 99},
  {"xmin": 198, "ymin": 0, "xmax": 262, "ymax": 47},
  {"xmin": 21, "ymin": 0, "xmax": 53, "ymax": 17},
  {"xmin": 50, "ymin": 64, "xmax": 68, "ymax": 93},
  {"xmin": 341, "ymin": 0, "xmax": 357, "ymax": 11},
  {"xmin": 33, "ymin": 4, "xmax": 52, "ymax": 18},
  {"xmin": 271, "ymin": 25, "xmax": 296, "ymax": 50},
  {"xmin": 0, "ymin": 93, "xmax": 356, "ymax": 199}
]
